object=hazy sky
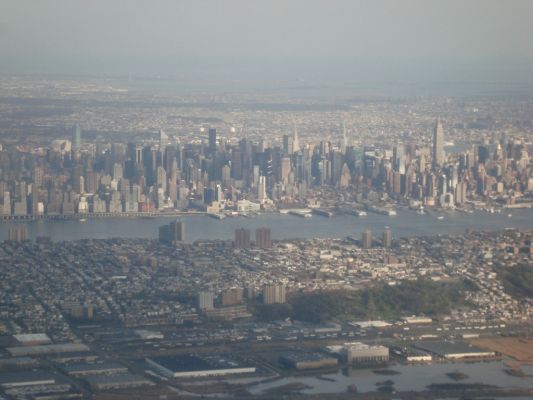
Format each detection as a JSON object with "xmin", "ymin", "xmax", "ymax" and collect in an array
[{"xmin": 1, "ymin": 0, "xmax": 533, "ymax": 84}]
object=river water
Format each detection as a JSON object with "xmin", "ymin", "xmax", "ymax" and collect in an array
[
  {"xmin": 0, "ymin": 208, "xmax": 532, "ymax": 242},
  {"xmin": 246, "ymin": 361, "xmax": 533, "ymax": 395}
]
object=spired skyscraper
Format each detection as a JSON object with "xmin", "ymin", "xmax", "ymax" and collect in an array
[{"xmin": 433, "ymin": 118, "xmax": 445, "ymax": 169}]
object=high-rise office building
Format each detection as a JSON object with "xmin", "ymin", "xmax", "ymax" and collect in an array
[
  {"xmin": 262, "ymin": 284, "xmax": 286, "ymax": 304},
  {"xmin": 159, "ymin": 129, "xmax": 169, "ymax": 147},
  {"xmin": 32, "ymin": 166, "xmax": 44, "ymax": 188},
  {"xmin": 255, "ymin": 227, "xmax": 272, "ymax": 248},
  {"xmin": 208, "ymin": 128, "xmax": 217, "ymax": 156},
  {"xmin": 234, "ymin": 228, "xmax": 251, "ymax": 248},
  {"xmin": 362, "ymin": 230, "xmax": 373, "ymax": 249},
  {"xmin": 382, "ymin": 228, "xmax": 392, "ymax": 248},
  {"xmin": 281, "ymin": 157, "xmax": 291, "ymax": 183},
  {"xmin": 0, "ymin": 191, "xmax": 10, "ymax": 215},
  {"xmin": 282, "ymin": 134, "xmax": 293, "ymax": 155},
  {"xmin": 113, "ymin": 163, "xmax": 124, "ymax": 181},
  {"xmin": 72, "ymin": 123, "xmax": 82, "ymax": 151},
  {"xmin": 258, "ymin": 175, "xmax": 267, "ymax": 201},
  {"xmin": 292, "ymin": 126, "xmax": 300, "ymax": 153},
  {"xmin": 455, "ymin": 180, "xmax": 468, "ymax": 204},
  {"xmin": 433, "ymin": 118, "xmax": 445, "ymax": 168},
  {"xmin": 134, "ymin": 144, "xmax": 143, "ymax": 165}
]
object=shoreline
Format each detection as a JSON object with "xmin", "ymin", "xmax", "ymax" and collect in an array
[{"xmin": 1, "ymin": 205, "xmax": 531, "ymax": 224}]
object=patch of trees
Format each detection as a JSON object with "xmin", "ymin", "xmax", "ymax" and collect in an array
[
  {"xmin": 500, "ymin": 264, "xmax": 533, "ymax": 299},
  {"xmin": 253, "ymin": 279, "xmax": 472, "ymax": 323}
]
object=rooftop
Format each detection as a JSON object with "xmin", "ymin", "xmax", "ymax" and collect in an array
[{"xmin": 147, "ymin": 354, "xmax": 246, "ymax": 373}]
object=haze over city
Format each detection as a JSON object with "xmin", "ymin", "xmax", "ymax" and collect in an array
[{"xmin": 1, "ymin": 0, "xmax": 533, "ymax": 89}]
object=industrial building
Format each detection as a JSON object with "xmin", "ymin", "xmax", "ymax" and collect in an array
[
  {"xmin": 280, "ymin": 351, "xmax": 338, "ymax": 370},
  {"xmin": 7, "ymin": 343, "xmax": 90, "ymax": 356},
  {"xmin": 402, "ymin": 316, "xmax": 433, "ymax": 324},
  {"xmin": 0, "ymin": 357, "xmax": 37, "ymax": 369},
  {"xmin": 390, "ymin": 346, "xmax": 432, "ymax": 363},
  {"xmin": 345, "ymin": 342, "xmax": 390, "ymax": 364},
  {"xmin": 204, "ymin": 305, "xmax": 252, "ymax": 320},
  {"xmin": 414, "ymin": 341, "xmax": 496, "ymax": 360},
  {"xmin": 0, "ymin": 371, "xmax": 55, "ymax": 389},
  {"xmin": 325, "ymin": 342, "xmax": 390, "ymax": 364},
  {"xmin": 349, "ymin": 320, "xmax": 392, "ymax": 329},
  {"xmin": 146, "ymin": 354, "xmax": 256, "ymax": 378},
  {"xmin": 13, "ymin": 333, "xmax": 52, "ymax": 346},
  {"xmin": 64, "ymin": 361, "xmax": 128, "ymax": 376},
  {"xmin": 135, "ymin": 330, "xmax": 164, "ymax": 340},
  {"xmin": 84, "ymin": 373, "xmax": 153, "ymax": 390},
  {"xmin": 313, "ymin": 322, "xmax": 342, "ymax": 334}
]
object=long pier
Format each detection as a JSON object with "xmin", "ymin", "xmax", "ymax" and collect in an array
[{"xmin": 0, "ymin": 211, "xmax": 207, "ymax": 223}]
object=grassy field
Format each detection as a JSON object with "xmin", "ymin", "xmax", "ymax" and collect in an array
[{"xmin": 470, "ymin": 337, "xmax": 533, "ymax": 363}]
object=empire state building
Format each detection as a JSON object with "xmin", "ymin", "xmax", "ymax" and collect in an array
[{"xmin": 433, "ymin": 118, "xmax": 445, "ymax": 168}]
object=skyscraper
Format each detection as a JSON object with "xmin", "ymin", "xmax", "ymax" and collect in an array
[
  {"xmin": 208, "ymin": 128, "xmax": 217, "ymax": 156},
  {"xmin": 258, "ymin": 175, "xmax": 267, "ymax": 201},
  {"xmin": 262, "ymin": 284, "xmax": 286, "ymax": 304},
  {"xmin": 158, "ymin": 219, "xmax": 185, "ymax": 244},
  {"xmin": 281, "ymin": 157, "xmax": 291, "ymax": 183},
  {"xmin": 7, "ymin": 225, "xmax": 28, "ymax": 242},
  {"xmin": 1, "ymin": 191, "xmax": 11, "ymax": 215},
  {"xmin": 221, "ymin": 287, "xmax": 244, "ymax": 306},
  {"xmin": 198, "ymin": 290, "xmax": 214, "ymax": 311},
  {"xmin": 234, "ymin": 228, "xmax": 251, "ymax": 248},
  {"xmin": 255, "ymin": 227, "xmax": 272, "ymax": 248},
  {"xmin": 292, "ymin": 126, "xmax": 300, "ymax": 153},
  {"xmin": 382, "ymin": 228, "xmax": 392, "ymax": 248},
  {"xmin": 159, "ymin": 128, "xmax": 169, "ymax": 147},
  {"xmin": 362, "ymin": 230, "xmax": 373, "ymax": 249},
  {"xmin": 341, "ymin": 120, "xmax": 348, "ymax": 154},
  {"xmin": 32, "ymin": 166, "xmax": 44, "ymax": 188},
  {"xmin": 433, "ymin": 118, "xmax": 445, "ymax": 168},
  {"xmin": 72, "ymin": 123, "xmax": 82, "ymax": 151},
  {"xmin": 282, "ymin": 134, "xmax": 293, "ymax": 155}
]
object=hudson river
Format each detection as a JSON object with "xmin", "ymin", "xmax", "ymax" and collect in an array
[{"xmin": 0, "ymin": 208, "xmax": 532, "ymax": 242}]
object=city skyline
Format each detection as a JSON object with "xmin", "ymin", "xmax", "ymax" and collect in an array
[{"xmin": 0, "ymin": 2, "xmax": 531, "ymax": 398}]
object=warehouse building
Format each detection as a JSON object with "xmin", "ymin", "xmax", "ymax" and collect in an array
[
  {"xmin": 146, "ymin": 355, "xmax": 256, "ymax": 378},
  {"xmin": 135, "ymin": 330, "xmax": 164, "ymax": 340},
  {"xmin": 0, "ymin": 371, "xmax": 55, "ymax": 389},
  {"xmin": 13, "ymin": 333, "xmax": 52, "ymax": 346},
  {"xmin": 0, "ymin": 357, "xmax": 37, "ymax": 369},
  {"xmin": 280, "ymin": 351, "xmax": 338, "ymax": 370},
  {"xmin": 402, "ymin": 316, "xmax": 433, "ymax": 324},
  {"xmin": 64, "ymin": 361, "xmax": 128, "ymax": 376},
  {"xmin": 414, "ymin": 341, "xmax": 496, "ymax": 360},
  {"xmin": 349, "ymin": 320, "xmax": 392, "ymax": 329},
  {"xmin": 345, "ymin": 342, "xmax": 389, "ymax": 364},
  {"xmin": 84, "ymin": 373, "xmax": 153, "ymax": 390},
  {"xmin": 390, "ymin": 346, "xmax": 432, "ymax": 363},
  {"xmin": 325, "ymin": 342, "xmax": 390, "ymax": 364},
  {"xmin": 7, "ymin": 343, "xmax": 89, "ymax": 357}
]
